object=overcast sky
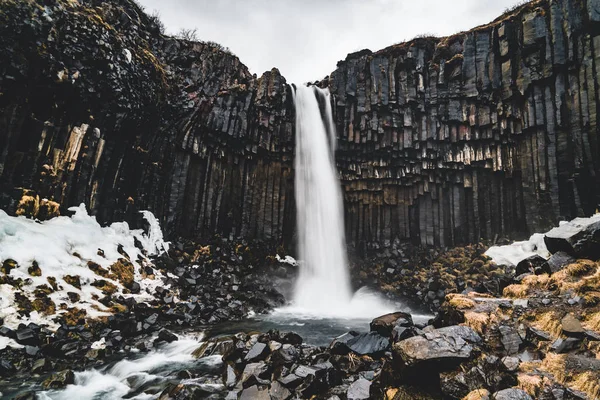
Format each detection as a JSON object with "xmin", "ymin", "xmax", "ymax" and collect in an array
[{"xmin": 137, "ymin": 0, "xmax": 525, "ymax": 84}]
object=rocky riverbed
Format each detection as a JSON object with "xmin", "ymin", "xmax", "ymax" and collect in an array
[{"xmin": 1, "ymin": 211, "xmax": 599, "ymax": 399}]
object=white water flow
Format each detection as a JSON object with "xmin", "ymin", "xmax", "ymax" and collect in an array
[{"xmin": 291, "ymin": 85, "xmax": 393, "ymax": 318}]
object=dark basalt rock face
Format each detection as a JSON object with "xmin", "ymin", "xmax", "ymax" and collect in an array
[
  {"xmin": 1, "ymin": 0, "xmax": 599, "ymax": 249},
  {"xmin": 0, "ymin": 0, "xmax": 295, "ymax": 244},
  {"xmin": 329, "ymin": 0, "xmax": 600, "ymax": 248}
]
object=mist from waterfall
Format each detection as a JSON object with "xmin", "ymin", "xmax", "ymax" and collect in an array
[{"xmin": 291, "ymin": 85, "xmax": 393, "ymax": 318}]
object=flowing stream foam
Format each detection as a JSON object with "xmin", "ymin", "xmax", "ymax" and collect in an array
[
  {"xmin": 38, "ymin": 336, "xmax": 219, "ymax": 400},
  {"xmin": 289, "ymin": 85, "xmax": 394, "ymax": 319}
]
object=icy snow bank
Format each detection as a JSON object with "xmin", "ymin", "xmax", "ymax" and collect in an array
[
  {"xmin": 485, "ymin": 213, "xmax": 600, "ymax": 266},
  {"xmin": 0, "ymin": 204, "xmax": 169, "ymax": 330}
]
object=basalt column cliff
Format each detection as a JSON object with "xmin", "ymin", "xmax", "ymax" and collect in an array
[
  {"xmin": 330, "ymin": 0, "xmax": 600, "ymax": 248},
  {"xmin": 1, "ymin": 0, "xmax": 599, "ymax": 248}
]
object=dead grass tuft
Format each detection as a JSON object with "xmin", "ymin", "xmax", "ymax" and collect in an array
[
  {"xmin": 461, "ymin": 389, "xmax": 490, "ymax": 400},
  {"xmin": 531, "ymin": 312, "xmax": 562, "ymax": 338},
  {"xmin": 448, "ymin": 294, "xmax": 476, "ymax": 309},
  {"xmin": 464, "ymin": 312, "xmax": 489, "ymax": 334},
  {"xmin": 517, "ymin": 373, "xmax": 544, "ymax": 396}
]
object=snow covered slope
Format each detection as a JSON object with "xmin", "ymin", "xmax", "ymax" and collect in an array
[{"xmin": 0, "ymin": 204, "xmax": 169, "ymax": 331}]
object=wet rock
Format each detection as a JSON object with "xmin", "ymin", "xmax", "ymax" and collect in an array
[
  {"xmin": 346, "ymin": 332, "xmax": 390, "ymax": 356},
  {"xmin": 240, "ymin": 385, "xmax": 269, "ymax": 400},
  {"xmin": 157, "ymin": 329, "xmax": 178, "ymax": 343},
  {"xmin": 394, "ymin": 325, "xmax": 481, "ymax": 368},
  {"xmin": 370, "ymin": 312, "xmax": 413, "ymax": 338},
  {"xmin": 347, "ymin": 378, "xmax": 371, "ymax": 400},
  {"xmin": 244, "ymin": 342, "xmax": 268, "ymax": 362},
  {"xmin": 282, "ymin": 332, "xmax": 303, "ymax": 345},
  {"xmin": 330, "ymin": 331, "xmax": 360, "ymax": 354},
  {"xmin": 492, "ymin": 388, "xmax": 533, "ymax": 400},
  {"xmin": 15, "ymin": 327, "xmax": 38, "ymax": 346},
  {"xmin": 0, "ymin": 359, "xmax": 16, "ymax": 377},
  {"xmin": 240, "ymin": 362, "xmax": 269, "ymax": 386},
  {"xmin": 224, "ymin": 364, "xmax": 238, "ymax": 388},
  {"xmin": 0, "ymin": 326, "xmax": 15, "ymax": 339},
  {"xmin": 515, "ymin": 255, "xmax": 550, "ymax": 276},
  {"xmin": 42, "ymin": 370, "xmax": 75, "ymax": 389},
  {"xmin": 31, "ymin": 358, "xmax": 50, "ymax": 374},
  {"xmin": 294, "ymin": 365, "xmax": 321, "ymax": 378},
  {"xmin": 278, "ymin": 373, "xmax": 303, "ymax": 389}
]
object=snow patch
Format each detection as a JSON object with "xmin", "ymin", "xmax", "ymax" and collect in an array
[
  {"xmin": 485, "ymin": 213, "xmax": 600, "ymax": 266},
  {"xmin": 276, "ymin": 254, "xmax": 298, "ymax": 266},
  {"xmin": 0, "ymin": 204, "xmax": 169, "ymax": 330}
]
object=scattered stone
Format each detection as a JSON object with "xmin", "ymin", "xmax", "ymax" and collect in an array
[
  {"xmin": 550, "ymin": 338, "xmax": 581, "ymax": 353},
  {"xmin": 394, "ymin": 326, "xmax": 481, "ymax": 367},
  {"xmin": 493, "ymin": 388, "xmax": 533, "ymax": 400},
  {"xmin": 561, "ymin": 314, "xmax": 584, "ymax": 336},
  {"xmin": 244, "ymin": 342, "xmax": 268, "ymax": 362},
  {"xmin": 347, "ymin": 378, "xmax": 371, "ymax": 400},
  {"xmin": 239, "ymin": 385, "xmax": 269, "ymax": 400},
  {"xmin": 157, "ymin": 329, "xmax": 178, "ymax": 343},
  {"xmin": 269, "ymin": 381, "xmax": 292, "ymax": 400},
  {"xmin": 499, "ymin": 326, "xmax": 522, "ymax": 355},
  {"xmin": 546, "ymin": 252, "xmax": 576, "ymax": 273},
  {"xmin": 501, "ymin": 356, "xmax": 520, "ymax": 372}
]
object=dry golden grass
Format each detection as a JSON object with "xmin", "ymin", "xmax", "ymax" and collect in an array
[
  {"xmin": 551, "ymin": 260, "xmax": 599, "ymax": 295},
  {"xmin": 525, "ymin": 352, "xmax": 600, "ymax": 399},
  {"xmin": 462, "ymin": 389, "xmax": 490, "ymax": 400},
  {"xmin": 517, "ymin": 373, "xmax": 544, "ymax": 396},
  {"xmin": 467, "ymin": 291, "xmax": 495, "ymax": 299},
  {"xmin": 570, "ymin": 372, "xmax": 600, "ymax": 400},
  {"xmin": 531, "ymin": 311, "xmax": 563, "ymax": 338},
  {"xmin": 583, "ymin": 311, "xmax": 600, "ymax": 332},
  {"xmin": 464, "ymin": 311, "xmax": 489, "ymax": 334},
  {"xmin": 448, "ymin": 294, "xmax": 476, "ymax": 309},
  {"xmin": 540, "ymin": 353, "xmax": 567, "ymax": 382},
  {"xmin": 503, "ymin": 284, "xmax": 529, "ymax": 298}
]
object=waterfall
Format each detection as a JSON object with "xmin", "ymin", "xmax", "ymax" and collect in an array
[{"xmin": 291, "ymin": 85, "xmax": 353, "ymax": 312}]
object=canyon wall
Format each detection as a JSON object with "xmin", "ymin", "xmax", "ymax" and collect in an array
[
  {"xmin": 0, "ymin": 0, "xmax": 296, "ymax": 243},
  {"xmin": 330, "ymin": 0, "xmax": 600, "ymax": 248},
  {"xmin": 1, "ymin": 0, "xmax": 599, "ymax": 249}
]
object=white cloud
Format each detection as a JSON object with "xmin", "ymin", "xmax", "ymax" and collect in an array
[{"xmin": 137, "ymin": 0, "xmax": 526, "ymax": 84}]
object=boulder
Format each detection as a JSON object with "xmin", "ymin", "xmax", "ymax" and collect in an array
[
  {"xmin": 498, "ymin": 326, "xmax": 522, "ymax": 355},
  {"xmin": 240, "ymin": 385, "xmax": 270, "ymax": 400},
  {"xmin": 346, "ymin": 332, "xmax": 390, "ymax": 356},
  {"xmin": 561, "ymin": 314, "xmax": 584, "ymax": 336},
  {"xmin": 515, "ymin": 255, "xmax": 550, "ymax": 276},
  {"xmin": 546, "ymin": 251, "xmax": 576, "ymax": 273},
  {"xmin": 544, "ymin": 218, "xmax": 600, "ymax": 260},
  {"xmin": 157, "ymin": 329, "xmax": 178, "ymax": 343},
  {"xmin": 330, "ymin": 331, "xmax": 360, "ymax": 355},
  {"xmin": 244, "ymin": 342, "xmax": 268, "ymax": 362},
  {"xmin": 240, "ymin": 362, "xmax": 269, "ymax": 386},
  {"xmin": 0, "ymin": 359, "xmax": 16, "ymax": 377},
  {"xmin": 370, "ymin": 312, "xmax": 413, "ymax": 338},
  {"xmin": 347, "ymin": 378, "xmax": 371, "ymax": 400},
  {"xmin": 394, "ymin": 325, "xmax": 481, "ymax": 368},
  {"xmin": 269, "ymin": 381, "xmax": 291, "ymax": 400},
  {"xmin": 492, "ymin": 388, "xmax": 533, "ymax": 400}
]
